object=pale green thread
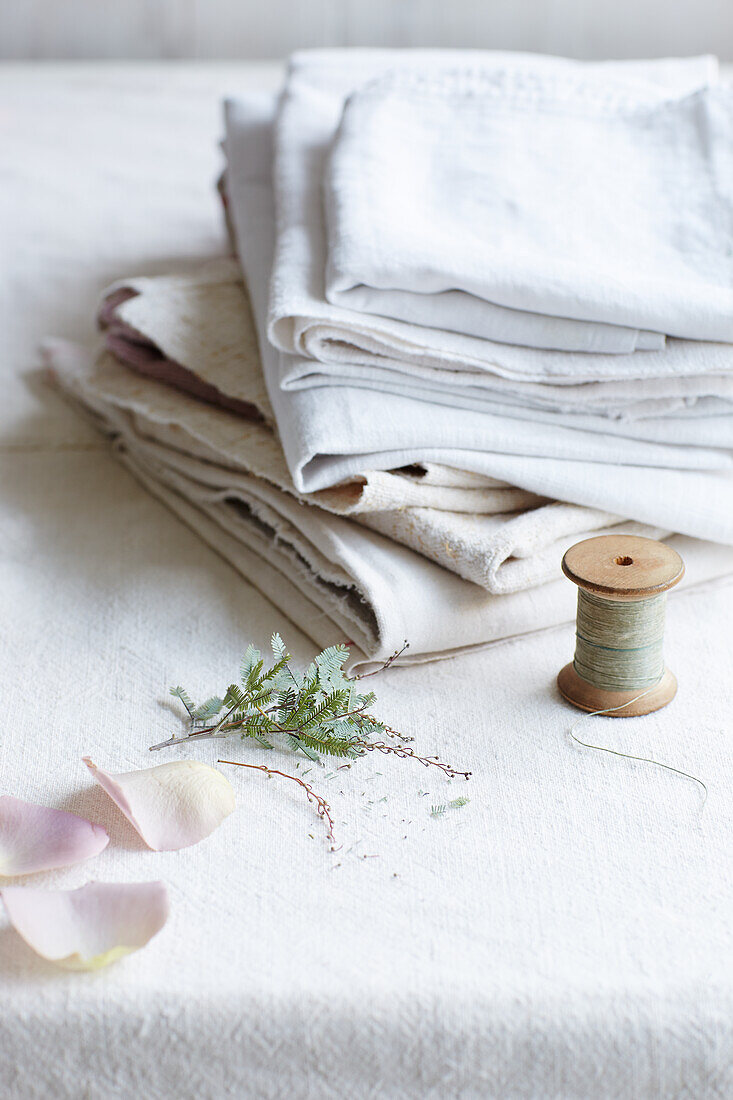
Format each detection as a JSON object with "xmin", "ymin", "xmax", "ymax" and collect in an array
[
  {"xmin": 573, "ymin": 590, "xmax": 666, "ymax": 691},
  {"xmin": 568, "ymin": 693, "xmax": 707, "ymax": 808}
]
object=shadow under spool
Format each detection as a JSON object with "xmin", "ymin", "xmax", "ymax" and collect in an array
[{"xmin": 557, "ymin": 534, "xmax": 685, "ymax": 717}]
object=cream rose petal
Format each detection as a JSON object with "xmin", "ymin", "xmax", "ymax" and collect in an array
[
  {"xmin": 82, "ymin": 758, "xmax": 235, "ymax": 851},
  {"xmin": 1, "ymin": 881, "xmax": 169, "ymax": 970},
  {"xmin": 0, "ymin": 796, "xmax": 109, "ymax": 877}
]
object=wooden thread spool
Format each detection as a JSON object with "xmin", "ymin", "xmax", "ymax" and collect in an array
[{"xmin": 557, "ymin": 534, "xmax": 685, "ymax": 717}]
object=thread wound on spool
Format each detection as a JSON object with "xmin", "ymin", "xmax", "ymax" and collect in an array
[
  {"xmin": 558, "ymin": 534, "xmax": 684, "ymax": 716},
  {"xmin": 573, "ymin": 590, "xmax": 667, "ymax": 691}
]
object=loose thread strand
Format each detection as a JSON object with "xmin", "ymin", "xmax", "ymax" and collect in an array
[{"xmin": 567, "ymin": 691, "xmax": 707, "ymax": 807}]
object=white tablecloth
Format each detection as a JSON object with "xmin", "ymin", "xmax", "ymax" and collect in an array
[{"xmin": 1, "ymin": 63, "xmax": 732, "ymax": 1100}]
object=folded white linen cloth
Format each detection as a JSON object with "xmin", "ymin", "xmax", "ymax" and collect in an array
[
  {"xmin": 91, "ymin": 267, "xmax": 674, "ymax": 594},
  {"xmin": 223, "ymin": 94, "xmax": 733, "ymax": 545},
  {"xmin": 268, "ymin": 49, "xmax": 733, "ymax": 382},
  {"xmin": 220, "ymin": 182, "xmax": 733, "ymax": 422},
  {"xmin": 46, "ymin": 341, "xmax": 733, "ymax": 672},
  {"xmin": 324, "ymin": 68, "xmax": 733, "ymax": 347}
]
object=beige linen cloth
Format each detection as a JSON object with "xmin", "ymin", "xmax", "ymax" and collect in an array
[{"xmin": 92, "ymin": 263, "xmax": 668, "ymax": 593}]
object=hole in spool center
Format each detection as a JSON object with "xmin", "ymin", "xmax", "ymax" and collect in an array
[{"xmin": 614, "ymin": 555, "xmax": 634, "ymax": 566}]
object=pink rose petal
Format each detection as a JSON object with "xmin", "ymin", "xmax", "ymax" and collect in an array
[
  {"xmin": 82, "ymin": 758, "xmax": 235, "ymax": 851},
  {"xmin": 0, "ymin": 796, "xmax": 109, "ymax": 877},
  {"xmin": 1, "ymin": 881, "xmax": 169, "ymax": 970}
]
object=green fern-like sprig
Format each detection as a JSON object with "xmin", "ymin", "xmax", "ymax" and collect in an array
[{"xmin": 152, "ymin": 639, "xmax": 470, "ymax": 782}]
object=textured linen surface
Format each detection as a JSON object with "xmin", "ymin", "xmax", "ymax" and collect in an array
[
  {"xmin": 3, "ymin": 63, "xmax": 733, "ymax": 1100},
  {"xmin": 325, "ymin": 70, "xmax": 733, "ymax": 344},
  {"xmin": 93, "ymin": 266, "xmax": 684, "ymax": 596},
  {"xmin": 224, "ymin": 96, "xmax": 733, "ymax": 544}
]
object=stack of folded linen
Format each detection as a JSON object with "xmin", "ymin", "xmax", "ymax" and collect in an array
[{"xmin": 48, "ymin": 49, "xmax": 733, "ymax": 671}]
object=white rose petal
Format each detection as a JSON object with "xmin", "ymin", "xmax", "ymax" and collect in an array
[{"xmin": 82, "ymin": 758, "xmax": 235, "ymax": 851}]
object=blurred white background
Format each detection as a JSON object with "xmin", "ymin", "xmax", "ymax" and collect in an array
[{"xmin": 2, "ymin": 0, "xmax": 732, "ymax": 61}]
